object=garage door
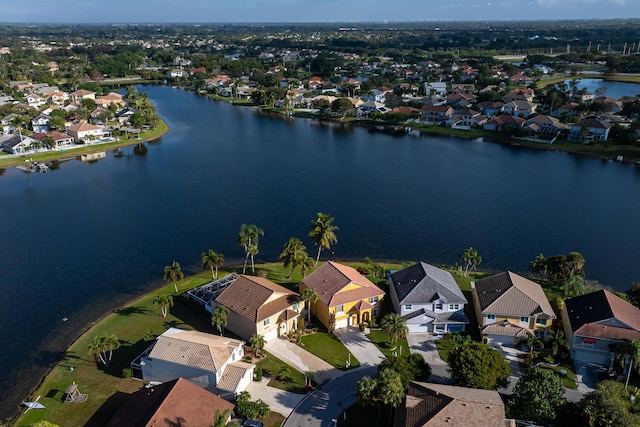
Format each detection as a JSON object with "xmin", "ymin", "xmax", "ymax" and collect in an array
[
  {"xmin": 335, "ymin": 318, "xmax": 349, "ymax": 329},
  {"xmin": 408, "ymin": 324, "xmax": 431, "ymax": 333},
  {"xmin": 573, "ymin": 349, "xmax": 609, "ymax": 365},
  {"xmin": 488, "ymin": 334, "xmax": 516, "ymax": 347},
  {"xmin": 262, "ymin": 328, "xmax": 278, "ymax": 342}
]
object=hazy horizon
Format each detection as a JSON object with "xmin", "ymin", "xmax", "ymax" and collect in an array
[{"xmin": 2, "ymin": 0, "xmax": 638, "ymax": 24}]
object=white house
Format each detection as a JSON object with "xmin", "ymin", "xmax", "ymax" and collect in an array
[{"xmin": 66, "ymin": 122, "xmax": 104, "ymax": 142}]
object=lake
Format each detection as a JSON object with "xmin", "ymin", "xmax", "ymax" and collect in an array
[
  {"xmin": 2, "ymin": 84, "xmax": 640, "ymax": 419},
  {"xmin": 562, "ymin": 78, "xmax": 640, "ymax": 99}
]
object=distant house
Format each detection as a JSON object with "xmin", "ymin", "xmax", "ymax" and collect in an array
[
  {"xmin": 214, "ymin": 274, "xmax": 302, "ymax": 342},
  {"xmin": 25, "ymin": 93, "xmax": 45, "ymax": 108},
  {"xmin": 562, "ymin": 289, "xmax": 640, "ymax": 366},
  {"xmin": 482, "ymin": 115, "xmax": 525, "ymax": 132},
  {"xmin": 32, "ymin": 131, "xmax": 74, "ymax": 149},
  {"xmin": 568, "ymin": 118, "xmax": 613, "ymax": 142},
  {"xmin": 189, "ymin": 67, "xmax": 207, "ymax": 75},
  {"xmin": 131, "ymin": 328, "xmax": 254, "ymax": 394},
  {"xmin": 553, "ymin": 102, "xmax": 581, "ymax": 118},
  {"xmin": 478, "ymin": 101, "xmax": 504, "ymax": 116},
  {"xmin": 424, "ymin": 82, "xmax": 447, "ymax": 97},
  {"xmin": 106, "ymin": 377, "xmax": 235, "ymax": 427},
  {"xmin": 95, "ymin": 92, "xmax": 125, "ymax": 108},
  {"xmin": 0, "ymin": 133, "xmax": 38, "ymax": 155},
  {"xmin": 300, "ymin": 261, "xmax": 385, "ymax": 330},
  {"xmin": 451, "ymin": 83, "xmax": 476, "ymax": 94},
  {"xmin": 472, "ymin": 272, "xmax": 556, "ymax": 346},
  {"xmin": 503, "ymin": 88, "xmax": 535, "ymax": 103},
  {"xmin": 168, "ymin": 69, "xmax": 186, "ymax": 78},
  {"xmin": 389, "ymin": 262, "xmax": 468, "ymax": 334},
  {"xmin": 360, "ymin": 100, "xmax": 389, "ymax": 114},
  {"xmin": 68, "ymin": 89, "xmax": 96, "ymax": 104},
  {"xmin": 421, "ymin": 105, "xmax": 453, "ymax": 124},
  {"xmin": 446, "ymin": 109, "xmax": 487, "ymax": 128},
  {"xmin": 446, "ymin": 93, "xmax": 477, "ymax": 108},
  {"xmin": 524, "ymin": 115, "xmax": 567, "ymax": 136},
  {"xmin": 66, "ymin": 122, "xmax": 104, "ymax": 142},
  {"xmin": 1, "ymin": 113, "xmax": 19, "ymax": 134},
  {"xmin": 395, "ymin": 381, "xmax": 505, "ymax": 427},
  {"xmin": 30, "ymin": 113, "xmax": 51, "ymax": 133},
  {"xmin": 503, "ymin": 100, "xmax": 538, "ymax": 118}
]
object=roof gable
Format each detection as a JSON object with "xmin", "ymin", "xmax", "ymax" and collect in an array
[
  {"xmin": 565, "ymin": 289, "xmax": 640, "ymax": 333},
  {"xmin": 390, "ymin": 262, "xmax": 466, "ymax": 305},
  {"xmin": 473, "ymin": 272, "xmax": 555, "ymax": 318}
]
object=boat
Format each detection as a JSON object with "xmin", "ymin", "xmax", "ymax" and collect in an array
[{"xmin": 23, "ymin": 395, "xmax": 45, "ymax": 413}]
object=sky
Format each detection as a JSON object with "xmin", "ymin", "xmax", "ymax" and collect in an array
[{"xmin": 0, "ymin": 0, "xmax": 638, "ymax": 23}]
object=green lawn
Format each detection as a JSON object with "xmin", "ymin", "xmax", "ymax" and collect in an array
[
  {"xmin": 256, "ymin": 352, "xmax": 307, "ymax": 394},
  {"xmin": 366, "ymin": 329, "xmax": 410, "ymax": 359},
  {"xmin": 537, "ymin": 362, "xmax": 578, "ymax": 389},
  {"xmin": 300, "ymin": 332, "xmax": 361, "ymax": 370}
]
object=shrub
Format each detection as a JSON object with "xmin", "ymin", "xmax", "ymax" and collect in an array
[
  {"xmin": 359, "ymin": 323, "xmax": 366, "ymax": 332},
  {"xmin": 255, "ymin": 367, "xmax": 263, "ymax": 381},
  {"xmin": 122, "ymin": 367, "xmax": 132, "ymax": 378},
  {"xmin": 298, "ymin": 318, "xmax": 305, "ymax": 331}
]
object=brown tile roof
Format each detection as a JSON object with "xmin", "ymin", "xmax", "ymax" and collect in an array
[
  {"xmin": 216, "ymin": 361, "xmax": 255, "ymax": 393},
  {"xmin": 32, "ymin": 131, "xmax": 73, "ymax": 141},
  {"xmin": 480, "ymin": 321, "xmax": 531, "ymax": 338},
  {"xmin": 215, "ymin": 275, "xmax": 300, "ymax": 322},
  {"xmin": 70, "ymin": 89, "xmax": 95, "ymax": 96},
  {"xmin": 565, "ymin": 289, "xmax": 640, "ymax": 335},
  {"xmin": 106, "ymin": 377, "xmax": 234, "ymax": 427},
  {"xmin": 149, "ymin": 329, "xmax": 243, "ymax": 372},
  {"xmin": 300, "ymin": 261, "xmax": 385, "ymax": 307},
  {"xmin": 473, "ymin": 272, "xmax": 555, "ymax": 318},
  {"xmin": 67, "ymin": 122, "xmax": 102, "ymax": 132},
  {"xmin": 395, "ymin": 381, "xmax": 504, "ymax": 427},
  {"xmin": 575, "ymin": 323, "xmax": 640, "ymax": 342}
]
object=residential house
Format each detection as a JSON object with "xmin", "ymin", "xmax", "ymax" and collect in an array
[
  {"xmin": 562, "ymin": 289, "xmax": 640, "ymax": 366},
  {"xmin": 0, "ymin": 133, "xmax": 38, "ymax": 155},
  {"xmin": 571, "ymin": 92, "xmax": 595, "ymax": 104},
  {"xmin": 503, "ymin": 100, "xmax": 538, "ymax": 118},
  {"xmin": 421, "ymin": 105, "xmax": 453, "ymax": 125},
  {"xmin": 168, "ymin": 69, "xmax": 186, "ymax": 78},
  {"xmin": 446, "ymin": 109, "xmax": 488, "ymax": 128},
  {"xmin": 189, "ymin": 67, "xmax": 207, "ymax": 75},
  {"xmin": 553, "ymin": 102, "xmax": 581, "ymax": 118},
  {"xmin": 66, "ymin": 122, "xmax": 104, "ymax": 142},
  {"xmin": 25, "ymin": 93, "xmax": 45, "ymax": 108},
  {"xmin": 510, "ymin": 73, "xmax": 533, "ymax": 86},
  {"xmin": 95, "ymin": 92, "xmax": 125, "ymax": 108},
  {"xmin": 30, "ymin": 113, "xmax": 51, "ymax": 133},
  {"xmin": 451, "ymin": 83, "xmax": 476, "ymax": 94},
  {"xmin": 446, "ymin": 93, "xmax": 477, "ymax": 108},
  {"xmin": 524, "ymin": 115, "xmax": 567, "ymax": 136},
  {"xmin": 1, "ymin": 113, "xmax": 19, "ymax": 134},
  {"xmin": 32, "ymin": 131, "xmax": 74, "ymax": 149},
  {"xmin": 387, "ymin": 106, "xmax": 422, "ymax": 118},
  {"xmin": 299, "ymin": 261, "xmax": 385, "ymax": 330},
  {"xmin": 47, "ymin": 61, "xmax": 59, "ymax": 73},
  {"xmin": 423, "ymin": 82, "xmax": 447, "ymax": 97},
  {"xmin": 503, "ymin": 88, "xmax": 535, "ymax": 103},
  {"xmin": 471, "ymin": 271, "xmax": 556, "ymax": 346},
  {"xmin": 597, "ymin": 96, "xmax": 623, "ymax": 113},
  {"xmin": 68, "ymin": 89, "xmax": 96, "ymax": 104},
  {"xmin": 478, "ymin": 101, "xmax": 504, "ymax": 116},
  {"xmin": 115, "ymin": 108, "xmax": 136, "ymax": 124},
  {"xmin": 389, "ymin": 262, "xmax": 468, "ymax": 334},
  {"xmin": 360, "ymin": 100, "xmax": 389, "ymax": 114},
  {"xmin": 568, "ymin": 118, "xmax": 613, "ymax": 142},
  {"xmin": 482, "ymin": 115, "xmax": 525, "ymax": 132},
  {"xmin": 214, "ymin": 274, "xmax": 302, "ymax": 342},
  {"xmin": 308, "ymin": 76, "xmax": 324, "ymax": 90},
  {"xmin": 106, "ymin": 377, "xmax": 235, "ymax": 427},
  {"xmin": 395, "ymin": 381, "xmax": 505, "ymax": 427},
  {"xmin": 43, "ymin": 91, "xmax": 66, "ymax": 106},
  {"xmin": 130, "ymin": 328, "xmax": 254, "ymax": 394}
]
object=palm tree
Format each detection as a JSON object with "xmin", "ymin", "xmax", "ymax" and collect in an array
[
  {"xmin": 301, "ymin": 288, "xmax": 319, "ymax": 323},
  {"xmin": 279, "ymin": 237, "xmax": 307, "ymax": 279},
  {"xmin": 237, "ymin": 224, "xmax": 264, "ymax": 274},
  {"xmin": 201, "ymin": 249, "xmax": 224, "ymax": 279},
  {"xmin": 309, "ymin": 212, "xmax": 338, "ymax": 266},
  {"xmin": 380, "ymin": 313, "xmax": 408, "ymax": 346},
  {"xmin": 300, "ymin": 253, "xmax": 314, "ymax": 278},
  {"xmin": 88, "ymin": 333, "xmax": 120, "ymax": 367},
  {"xmin": 163, "ymin": 260, "xmax": 184, "ymax": 293},
  {"xmin": 529, "ymin": 253, "xmax": 548, "ymax": 277},
  {"xmin": 249, "ymin": 334, "xmax": 266, "ymax": 357},
  {"xmin": 212, "ymin": 305, "xmax": 230, "ymax": 336},
  {"xmin": 461, "ymin": 247, "xmax": 482, "ymax": 277},
  {"xmin": 153, "ymin": 294, "xmax": 174, "ymax": 318},
  {"xmin": 525, "ymin": 332, "xmax": 545, "ymax": 359},
  {"xmin": 545, "ymin": 329, "xmax": 569, "ymax": 359},
  {"xmin": 212, "ymin": 410, "xmax": 231, "ymax": 427}
]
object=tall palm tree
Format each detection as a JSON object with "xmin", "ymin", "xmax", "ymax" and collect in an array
[
  {"xmin": 237, "ymin": 224, "xmax": 264, "ymax": 274},
  {"xmin": 201, "ymin": 249, "xmax": 224, "ymax": 279},
  {"xmin": 153, "ymin": 294, "xmax": 174, "ymax": 318},
  {"xmin": 309, "ymin": 212, "xmax": 338, "ymax": 266},
  {"xmin": 301, "ymin": 288, "xmax": 319, "ymax": 323},
  {"xmin": 525, "ymin": 332, "xmax": 545, "ymax": 358},
  {"xmin": 300, "ymin": 253, "xmax": 314, "ymax": 278},
  {"xmin": 88, "ymin": 333, "xmax": 120, "ymax": 367},
  {"xmin": 545, "ymin": 329, "xmax": 569, "ymax": 359},
  {"xmin": 279, "ymin": 237, "xmax": 307, "ymax": 279},
  {"xmin": 212, "ymin": 410, "xmax": 230, "ymax": 427},
  {"xmin": 163, "ymin": 260, "xmax": 184, "ymax": 293},
  {"xmin": 212, "ymin": 305, "xmax": 230, "ymax": 336},
  {"xmin": 250, "ymin": 334, "xmax": 266, "ymax": 357},
  {"xmin": 380, "ymin": 313, "xmax": 408, "ymax": 346}
]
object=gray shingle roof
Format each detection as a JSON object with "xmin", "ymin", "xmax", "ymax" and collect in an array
[{"xmin": 390, "ymin": 262, "xmax": 467, "ymax": 305}]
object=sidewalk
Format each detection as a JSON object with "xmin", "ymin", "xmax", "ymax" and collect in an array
[
  {"xmin": 265, "ymin": 337, "xmax": 341, "ymax": 384},
  {"xmin": 334, "ymin": 327, "xmax": 385, "ymax": 366}
]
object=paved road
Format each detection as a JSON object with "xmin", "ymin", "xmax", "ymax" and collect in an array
[
  {"xmin": 246, "ymin": 378, "xmax": 305, "ymax": 417},
  {"xmin": 282, "ymin": 365, "xmax": 378, "ymax": 427}
]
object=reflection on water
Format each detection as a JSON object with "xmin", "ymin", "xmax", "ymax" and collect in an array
[{"xmin": 79, "ymin": 151, "xmax": 107, "ymax": 163}]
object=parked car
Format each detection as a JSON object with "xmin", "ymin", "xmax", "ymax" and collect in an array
[{"xmin": 244, "ymin": 421, "xmax": 265, "ymax": 427}]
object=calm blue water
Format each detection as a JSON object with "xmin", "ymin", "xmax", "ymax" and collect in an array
[
  {"xmin": 563, "ymin": 78, "xmax": 640, "ymax": 99},
  {"xmin": 2, "ymin": 84, "xmax": 640, "ymax": 419}
]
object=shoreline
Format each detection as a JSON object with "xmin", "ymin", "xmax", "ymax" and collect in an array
[{"xmin": 0, "ymin": 118, "xmax": 170, "ymax": 169}]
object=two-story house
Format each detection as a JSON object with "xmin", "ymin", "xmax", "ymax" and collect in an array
[
  {"xmin": 568, "ymin": 118, "xmax": 613, "ymax": 142},
  {"xmin": 472, "ymin": 272, "xmax": 556, "ymax": 346},
  {"xmin": 389, "ymin": 262, "xmax": 468, "ymax": 334},
  {"xmin": 300, "ymin": 261, "xmax": 385, "ymax": 330},
  {"xmin": 421, "ymin": 105, "xmax": 454, "ymax": 125}
]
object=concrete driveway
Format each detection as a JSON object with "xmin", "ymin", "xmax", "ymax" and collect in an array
[
  {"xmin": 406, "ymin": 333, "xmax": 451, "ymax": 384},
  {"xmin": 246, "ymin": 378, "xmax": 305, "ymax": 417},
  {"xmin": 334, "ymin": 327, "xmax": 385, "ymax": 366},
  {"xmin": 265, "ymin": 338, "xmax": 341, "ymax": 384}
]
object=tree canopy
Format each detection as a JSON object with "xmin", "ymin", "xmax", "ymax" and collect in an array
[
  {"xmin": 506, "ymin": 367, "xmax": 566, "ymax": 423},
  {"xmin": 446, "ymin": 341, "xmax": 510, "ymax": 390}
]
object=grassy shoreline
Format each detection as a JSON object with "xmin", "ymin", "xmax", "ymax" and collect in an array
[{"xmin": 0, "ymin": 118, "xmax": 170, "ymax": 169}]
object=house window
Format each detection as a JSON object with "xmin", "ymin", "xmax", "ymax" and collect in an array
[
  {"xmin": 487, "ymin": 314, "xmax": 496, "ymax": 320},
  {"xmin": 536, "ymin": 317, "xmax": 546, "ymax": 325},
  {"xmin": 292, "ymin": 303, "xmax": 299, "ymax": 311},
  {"xmin": 263, "ymin": 318, "xmax": 270, "ymax": 327},
  {"xmin": 336, "ymin": 304, "xmax": 344, "ymax": 313},
  {"xmin": 404, "ymin": 304, "xmax": 412, "ymax": 311},
  {"xmin": 520, "ymin": 316, "xmax": 529, "ymax": 323},
  {"xmin": 372, "ymin": 308, "xmax": 378, "ymax": 318},
  {"xmin": 435, "ymin": 303, "xmax": 443, "ymax": 310},
  {"xmin": 449, "ymin": 304, "xmax": 459, "ymax": 311},
  {"xmin": 369, "ymin": 296, "xmax": 379, "ymax": 304}
]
